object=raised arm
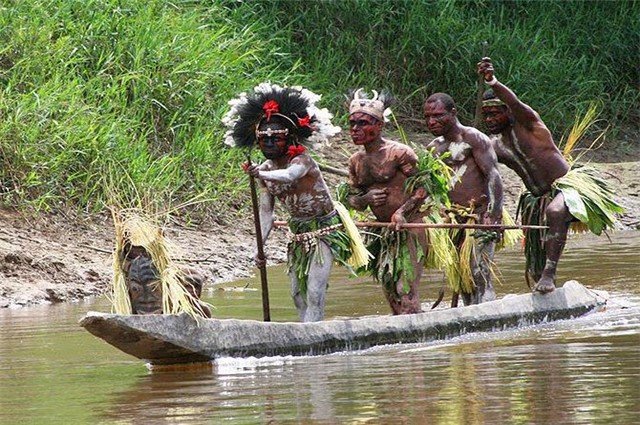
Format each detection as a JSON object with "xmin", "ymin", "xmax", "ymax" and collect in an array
[{"xmin": 477, "ymin": 57, "xmax": 541, "ymax": 129}]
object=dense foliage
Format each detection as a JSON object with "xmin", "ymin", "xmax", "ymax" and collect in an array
[{"xmin": 0, "ymin": 0, "xmax": 637, "ymax": 216}]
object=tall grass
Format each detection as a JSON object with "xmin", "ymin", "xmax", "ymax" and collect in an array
[
  {"xmin": 0, "ymin": 0, "xmax": 299, "ymax": 216},
  {"xmin": 263, "ymin": 0, "xmax": 639, "ymax": 130},
  {"xmin": 0, "ymin": 0, "xmax": 637, "ymax": 217}
]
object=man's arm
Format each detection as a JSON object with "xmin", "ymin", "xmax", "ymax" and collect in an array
[
  {"xmin": 347, "ymin": 155, "xmax": 387, "ymax": 211},
  {"xmin": 257, "ymin": 183, "xmax": 275, "ymax": 244},
  {"xmin": 470, "ymin": 130, "xmax": 504, "ymax": 224},
  {"xmin": 391, "ymin": 146, "xmax": 427, "ymax": 229},
  {"xmin": 242, "ymin": 161, "xmax": 276, "ymax": 244},
  {"xmin": 477, "ymin": 57, "xmax": 540, "ymax": 129},
  {"xmin": 257, "ymin": 157, "xmax": 312, "ymax": 184},
  {"xmin": 391, "ymin": 187, "xmax": 427, "ymax": 229}
]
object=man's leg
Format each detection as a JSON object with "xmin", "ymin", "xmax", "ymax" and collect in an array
[
  {"xmin": 289, "ymin": 272, "xmax": 307, "ymax": 321},
  {"xmin": 470, "ymin": 239, "xmax": 497, "ymax": 304},
  {"xmin": 303, "ymin": 242, "xmax": 333, "ymax": 322},
  {"xmin": 535, "ymin": 192, "xmax": 573, "ymax": 293},
  {"xmin": 395, "ymin": 231, "xmax": 425, "ymax": 314}
]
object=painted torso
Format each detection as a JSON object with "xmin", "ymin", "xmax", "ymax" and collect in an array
[
  {"xmin": 491, "ymin": 121, "xmax": 569, "ymax": 196},
  {"xmin": 262, "ymin": 154, "xmax": 334, "ymax": 219},
  {"xmin": 430, "ymin": 136, "xmax": 490, "ymax": 214},
  {"xmin": 349, "ymin": 139, "xmax": 422, "ymax": 222}
]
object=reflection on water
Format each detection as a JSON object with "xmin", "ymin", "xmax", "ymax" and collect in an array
[{"xmin": 0, "ymin": 231, "xmax": 638, "ymax": 424}]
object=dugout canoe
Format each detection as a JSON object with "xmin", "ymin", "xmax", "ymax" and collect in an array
[{"xmin": 80, "ymin": 280, "xmax": 606, "ymax": 366}]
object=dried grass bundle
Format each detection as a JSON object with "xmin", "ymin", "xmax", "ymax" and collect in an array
[
  {"xmin": 109, "ymin": 208, "xmax": 210, "ymax": 320},
  {"xmin": 333, "ymin": 201, "xmax": 372, "ymax": 269},
  {"xmin": 561, "ymin": 102, "xmax": 607, "ymax": 164}
]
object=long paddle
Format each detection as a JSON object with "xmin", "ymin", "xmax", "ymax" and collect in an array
[{"xmin": 246, "ymin": 153, "xmax": 271, "ymax": 322}]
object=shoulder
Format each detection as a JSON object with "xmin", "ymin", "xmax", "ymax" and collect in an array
[
  {"xmin": 386, "ymin": 140, "xmax": 418, "ymax": 162},
  {"xmin": 462, "ymin": 126, "xmax": 492, "ymax": 149},
  {"xmin": 290, "ymin": 152, "xmax": 318, "ymax": 168},
  {"xmin": 385, "ymin": 139, "xmax": 416, "ymax": 154},
  {"xmin": 348, "ymin": 150, "xmax": 365, "ymax": 164}
]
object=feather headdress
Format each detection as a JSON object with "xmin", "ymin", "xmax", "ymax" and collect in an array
[{"xmin": 223, "ymin": 83, "xmax": 341, "ymax": 148}]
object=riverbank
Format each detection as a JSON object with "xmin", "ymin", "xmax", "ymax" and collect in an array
[{"xmin": 1, "ymin": 135, "xmax": 638, "ymax": 308}]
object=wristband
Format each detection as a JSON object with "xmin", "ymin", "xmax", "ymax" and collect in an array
[{"xmin": 486, "ymin": 76, "xmax": 498, "ymax": 86}]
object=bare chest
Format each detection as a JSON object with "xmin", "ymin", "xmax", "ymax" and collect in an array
[{"xmin": 353, "ymin": 154, "xmax": 399, "ymax": 187}]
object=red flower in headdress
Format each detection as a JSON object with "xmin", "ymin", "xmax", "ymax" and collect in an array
[
  {"xmin": 287, "ymin": 144, "xmax": 306, "ymax": 159},
  {"xmin": 262, "ymin": 100, "xmax": 279, "ymax": 121},
  {"xmin": 297, "ymin": 115, "xmax": 312, "ymax": 128}
]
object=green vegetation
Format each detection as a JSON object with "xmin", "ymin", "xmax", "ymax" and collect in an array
[{"xmin": 0, "ymin": 0, "xmax": 637, "ymax": 217}]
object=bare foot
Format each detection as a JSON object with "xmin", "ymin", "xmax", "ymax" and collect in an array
[{"xmin": 534, "ymin": 276, "xmax": 556, "ymax": 293}]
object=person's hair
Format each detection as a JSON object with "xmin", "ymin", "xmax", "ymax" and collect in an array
[
  {"xmin": 481, "ymin": 89, "xmax": 508, "ymax": 108},
  {"xmin": 425, "ymin": 92, "xmax": 456, "ymax": 111},
  {"xmin": 482, "ymin": 89, "xmax": 497, "ymax": 101}
]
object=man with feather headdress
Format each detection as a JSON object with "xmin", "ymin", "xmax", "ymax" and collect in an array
[
  {"xmin": 477, "ymin": 58, "xmax": 623, "ymax": 293},
  {"xmin": 223, "ymin": 83, "xmax": 369, "ymax": 322}
]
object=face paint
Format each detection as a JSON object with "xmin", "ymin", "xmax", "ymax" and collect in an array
[
  {"xmin": 482, "ymin": 105, "xmax": 511, "ymax": 134},
  {"xmin": 127, "ymin": 256, "xmax": 163, "ymax": 315},
  {"xmin": 424, "ymin": 101, "xmax": 454, "ymax": 136},
  {"xmin": 348, "ymin": 112, "xmax": 382, "ymax": 145},
  {"xmin": 257, "ymin": 122, "xmax": 289, "ymax": 159}
]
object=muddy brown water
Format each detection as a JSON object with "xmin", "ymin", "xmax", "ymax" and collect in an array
[{"xmin": 1, "ymin": 231, "xmax": 638, "ymax": 424}]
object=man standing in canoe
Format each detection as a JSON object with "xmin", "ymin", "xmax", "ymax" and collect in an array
[
  {"xmin": 424, "ymin": 92, "xmax": 504, "ymax": 305},
  {"xmin": 344, "ymin": 89, "xmax": 431, "ymax": 315},
  {"xmin": 477, "ymin": 57, "xmax": 623, "ymax": 292},
  {"xmin": 223, "ymin": 83, "xmax": 369, "ymax": 322}
]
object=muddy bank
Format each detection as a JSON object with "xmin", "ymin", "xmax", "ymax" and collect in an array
[{"xmin": 1, "ymin": 138, "xmax": 638, "ymax": 308}]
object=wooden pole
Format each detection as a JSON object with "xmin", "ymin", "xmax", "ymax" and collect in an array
[
  {"xmin": 473, "ymin": 41, "xmax": 489, "ymax": 129},
  {"xmin": 247, "ymin": 153, "xmax": 271, "ymax": 322},
  {"xmin": 273, "ymin": 220, "xmax": 547, "ymax": 230},
  {"xmin": 318, "ymin": 163, "xmax": 349, "ymax": 177}
]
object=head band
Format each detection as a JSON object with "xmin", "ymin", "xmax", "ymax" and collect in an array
[
  {"xmin": 482, "ymin": 98, "xmax": 506, "ymax": 107},
  {"xmin": 255, "ymin": 112, "xmax": 298, "ymax": 139}
]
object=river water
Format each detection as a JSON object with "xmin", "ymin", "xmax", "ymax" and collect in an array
[{"xmin": 1, "ymin": 231, "xmax": 638, "ymax": 424}]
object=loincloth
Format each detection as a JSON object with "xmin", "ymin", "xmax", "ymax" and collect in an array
[
  {"xmin": 517, "ymin": 165, "xmax": 624, "ymax": 284},
  {"xmin": 286, "ymin": 209, "xmax": 355, "ymax": 296}
]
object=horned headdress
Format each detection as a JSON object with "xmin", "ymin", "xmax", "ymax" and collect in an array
[
  {"xmin": 348, "ymin": 88, "xmax": 393, "ymax": 122},
  {"xmin": 223, "ymin": 83, "xmax": 341, "ymax": 148}
]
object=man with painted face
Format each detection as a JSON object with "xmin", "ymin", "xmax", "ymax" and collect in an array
[
  {"xmin": 346, "ymin": 89, "xmax": 429, "ymax": 315},
  {"xmin": 224, "ymin": 84, "xmax": 368, "ymax": 322},
  {"xmin": 477, "ymin": 57, "xmax": 623, "ymax": 293},
  {"xmin": 424, "ymin": 92, "xmax": 504, "ymax": 305}
]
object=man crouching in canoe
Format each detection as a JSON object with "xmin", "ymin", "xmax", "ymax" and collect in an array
[
  {"xmin": 223, "ymin": 84, "xmax": 369, "ymax": 322},
  {"xmin": 110, "ymin": 212, "xmax": 213, "ymax": 319}
]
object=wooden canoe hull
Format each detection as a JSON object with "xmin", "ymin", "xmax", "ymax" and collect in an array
[{"xmin": 80, "ymin": 280, "xmax": 606, "ymax": 365}]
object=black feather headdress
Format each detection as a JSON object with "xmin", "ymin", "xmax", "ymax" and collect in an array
[{"xmin": 223, "ymin": 83, "xmax": 340, "ymax": 148}]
